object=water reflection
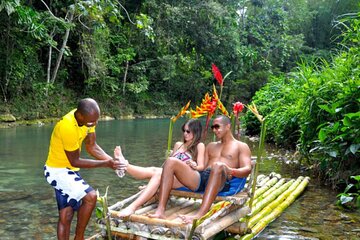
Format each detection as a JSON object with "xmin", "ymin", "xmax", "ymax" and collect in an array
[{"xmin": 0, "ymin": 119, "xmax": 359, "ymax": 239}]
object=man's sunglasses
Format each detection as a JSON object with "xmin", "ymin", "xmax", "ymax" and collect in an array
[{"xmin": 211, "ymin": 124, "xmax": 220, "ymax": 130}]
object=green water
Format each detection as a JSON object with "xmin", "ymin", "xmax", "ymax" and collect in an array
[{"xmin": 0, "ymin": 119, "xmax": 359, "ymax": 239}]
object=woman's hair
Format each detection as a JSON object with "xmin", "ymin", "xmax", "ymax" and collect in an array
[{"xmin": 181, "ymin": 119, "xmax": 202, "ymax": 161}]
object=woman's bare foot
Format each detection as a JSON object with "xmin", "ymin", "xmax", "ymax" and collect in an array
[
  {"xmin": 117, "ymin": 206, "xmax": 136, "ymax": 218},
  {"xmin": 114, "ymin": 146, "xmax": 128, "ymax": 177},
  {"xmin": 138, "ymin": 185, "xmax": 147, "ymax": 190},
  {"xmin": 114, "ymin": 145, "xmax": 126, "ymax": 161}
]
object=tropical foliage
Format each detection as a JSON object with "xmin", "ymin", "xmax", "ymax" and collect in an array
[
  {"xmin": 337, "ymin": 175, "xmax": 360, "ymax": 210},
  {"xmin": 245, "ymin": 11, "xmax": 360, "ymax": 188},
  {"xmin": 1, "ymin": 1, "xmax": 359, "ymax": 187},
  {"xmin": 1, "ymin": 0, "xmax": 359, "ymax": 119}
]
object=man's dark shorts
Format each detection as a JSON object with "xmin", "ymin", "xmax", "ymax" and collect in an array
[{"xmin": 195, "ymin": 168, "xmax": 230, "ymax": 193}]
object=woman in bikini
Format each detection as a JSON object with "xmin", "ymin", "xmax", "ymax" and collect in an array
[{"xmin": 115, "ymin": 118, "xmax": 206, "ymax": 217}]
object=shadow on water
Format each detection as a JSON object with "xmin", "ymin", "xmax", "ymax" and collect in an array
[{"xmin": 0, "ymin": 119, "xmax": 359, "ymax": 239}]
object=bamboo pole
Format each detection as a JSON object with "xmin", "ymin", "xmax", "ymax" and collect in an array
[
  {"xmin": 253, "ymin": 178, "xmax": 286, "ymax": 204},
  {"xmin": 250, "ymin": 179, "xmax": 293, "ymax": 218},
  {"xmin": 170, "ymin": 190, "xmax": 248, "ymax": 204},
  {"xmin": 248, "ymin": 177, "xmax": 303, "ymax": 228},
  {"xmin": 109, "ymin": 190, "xmax": 144, "ymax": 210},
  {"xmin": 239, "ymin": 176, "xmax": 310, "ymax": 240},
  {"xmin": 200, "ymin": 206, "xmax": 251, "ymax": 240},
  {"xmin": 252, "ymin": 178, "xmax": 287, "ymax": 206},
  {"xmin": 239, "ymin": 178, "xmax": 291, "ymax": 224},
  {"xmin": 253, "ymin": 177, "xmax": 282, "ymax": 200},
  {"xmin": 126, "ymin": 214, "xmax": 187, "ymax": 228}
]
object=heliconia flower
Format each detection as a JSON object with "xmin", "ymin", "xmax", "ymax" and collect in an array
[
  {"xmin": 233, "ymin": 101, "xmax": 244, "ymax": 115},
  {"xmin": 247, "ymin": 102, "xmax": 264, "ymax": 123},
  {"xmin": 212, "ymin": 85, "xmax": 229, "ymax": 117},
  {"xmin": 171, "ymin": 100, "xmax": 191, "ymax": 122},
  {"xmin": 190, "ymin": 106, "xmax": 208, "ymax": 118},
  {"xmin": 212, "ymin": 85, "xmax": 219, "ymax": 101},
  {"xmin": 212, "ymin": 63, "xmax": 223, "ymax": 86},
  {"xmin": 218, "ymin": 100, "xmax": 230, "ymax": 117}
]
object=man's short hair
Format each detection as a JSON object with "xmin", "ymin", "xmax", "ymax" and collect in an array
[
  {"xmin": 77, "ymin": 98, "xmax": 100, "ymax": 116},
  {"xmin": 215, "ymin": 115, "xmax": 231, "ymax": 125}
]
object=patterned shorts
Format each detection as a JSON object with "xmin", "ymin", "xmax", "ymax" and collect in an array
[{"xmin": 44, "ymin": 165, "xmax": 94, "ymax": 211}]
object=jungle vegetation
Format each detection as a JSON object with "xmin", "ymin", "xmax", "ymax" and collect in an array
[{"xmin": 0, "ymin": 0, "xmax": 359, "ymax": 188}]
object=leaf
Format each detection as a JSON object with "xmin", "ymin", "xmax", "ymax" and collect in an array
[
  {"xmin": 343, "ymin": 116, "xmax": 353, "ymax": 127},
  {"xmin": 95, "ymin": 207, "xmax": 103, "ymax": 219},
  {"xmin": 335, "ymin": 107, "xmax": 342, "ymax": 113},
  {"xmin": 318, "ymin": 128, "xmax": 327, "ymax": 142},
  {"xmin": 345, "ymin": 112, "xmax": 360, "ymax": 119},
  {"xmin": 344, "ymin": 183, "xmax": 354, "ymax": 194},
  {"xmin": 328, "ymin": 151, "xmax": 337, "ymax": 158},
  {"xmin": 357, "ymin": 196, "xmax": 360, "ymax": 208},
  {"xmin": 350, "ymin": 175, "xmax": 360, "ymax": 182},
  {"xmin": 340, "ymin": 195, "xmax": 354, "ymax": 205},
  {"xmin": 349, "ymin": 144, "xmax": 360, "ymax": 154},
  {"xmin": 318, "ymin": 104, "xmax": 334, "ymax": 114}
]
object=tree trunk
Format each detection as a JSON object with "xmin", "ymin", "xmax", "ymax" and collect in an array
[
  {"xmin": 122, "ymin": 60, "xmax": 129, "ymax": 95},
  {"xmin": 50, "ymin": 9, "xmax": 74, "ymax": 84},
  {"xmin": 2, "ymin": 16, "xmax": 13, "ymax": 103}
]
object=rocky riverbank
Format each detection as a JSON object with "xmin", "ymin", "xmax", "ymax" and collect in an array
[{"xmin": 0, "ymin": 113, "xmax": 168, "ymax": 128}]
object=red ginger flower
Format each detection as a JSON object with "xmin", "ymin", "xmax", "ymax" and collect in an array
[
  {"xmin": 212, "ymin": 63, "xmax": 223, "ymax": 86},
  {"xmin": 233, "ymin": 101, "xmax": 244, "ymax": 115}
]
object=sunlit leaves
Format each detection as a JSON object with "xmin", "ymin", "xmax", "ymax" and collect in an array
[{"xmin": 0, "ymin": 0, "xmax": 20, "ymax": 15}]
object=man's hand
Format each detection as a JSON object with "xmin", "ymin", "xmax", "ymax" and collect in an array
[
  {"xmin": 226, "ymin": 166, "xmax": 234, "ymax": 179},
  {"xmin": 108, "ymin": 158, "xmax": 128, "ymax": 170},
  {"xmin": 186, "ymin": 160, "xmax": 198, "ymax": 170}
]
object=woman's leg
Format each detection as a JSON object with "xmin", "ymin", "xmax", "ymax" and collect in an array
[
  {"xmin": 149, "ymin": 158, "xmax": 200, "ymax": 219},
  {"xmin": 118, "ymin": 168, "xmax": 162, "ymax": 217},
  {"xmin": 127, "ymin": 165, "xmax": 161, "ymax": 180},
  {"xmin": 114, "ymin": 145, "xmax": 161, "ymax": 180}
]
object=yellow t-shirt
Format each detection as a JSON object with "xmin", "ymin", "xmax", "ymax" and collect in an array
[{"xmin": 45, "ymin": 109, "xmax": 96, "ymax": 170}]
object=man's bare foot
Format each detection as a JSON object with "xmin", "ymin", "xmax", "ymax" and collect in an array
[
  {"xmin": 117, "ymin": 206, "xmax": 136, "ymax": 218},
  {"xmin": 147, "ymin": 211, "xmax": 166, "ymax": 219},
  {"xmin": 179, "ymin": 214, "xmax": 200, "ymax": 224}
]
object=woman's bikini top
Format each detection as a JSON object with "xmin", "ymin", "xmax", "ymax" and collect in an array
[{"xmin": 172, "ymin": 143, "xmax": 193, "ymax": 161}]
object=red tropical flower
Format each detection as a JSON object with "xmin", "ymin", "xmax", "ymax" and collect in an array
[
  {"xmin": 212, "ymin": 63, "xmax": 223, "ymax": 86},
  {"xmin": 233, "ymin": 101, "xmax": 244, "ymax": 115}
]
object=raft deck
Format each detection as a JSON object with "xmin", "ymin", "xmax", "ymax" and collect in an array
[{"xmin": 94, "ymin": 161, "xmax": 257, "ymax": 240}]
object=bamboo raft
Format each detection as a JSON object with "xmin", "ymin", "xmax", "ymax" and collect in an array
[{"xmin": 90, "ymin": 168, "xmax": 310, "ymax": 240}]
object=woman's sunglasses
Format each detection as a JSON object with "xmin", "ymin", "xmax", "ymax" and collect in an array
[
  {"xmin": 211, "ymin": 124, "xmax": 220, "ymax": 130},
  {"xmin": 183, "ymin": 129, "xmax": 191, "ymax": 134}
]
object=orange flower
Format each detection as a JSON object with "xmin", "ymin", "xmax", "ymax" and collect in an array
[
  {"xmin": 171, "ymin": 100, "xmax": 191, "ymax": 122},
  {"xmin": 218, "ymin": 100, "xmax": 229, "ymax": 117},
  {"xmin": 212, "ymin": 85, "xmax": 229, "ymax": 117}
]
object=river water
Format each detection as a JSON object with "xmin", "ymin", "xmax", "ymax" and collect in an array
[{"xmin": 0, "ymin": 119, "xmax": 359, "ymax": 239}]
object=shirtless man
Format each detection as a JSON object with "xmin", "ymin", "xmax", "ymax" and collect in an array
[{"xmin": 149, "ymin": 115, "xmax": 252, "ymax": 223}]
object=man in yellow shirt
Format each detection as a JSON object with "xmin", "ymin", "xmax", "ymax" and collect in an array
[{"xmin": 44, "ymin": 98, "xmax": 124, "ymax": 240}]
